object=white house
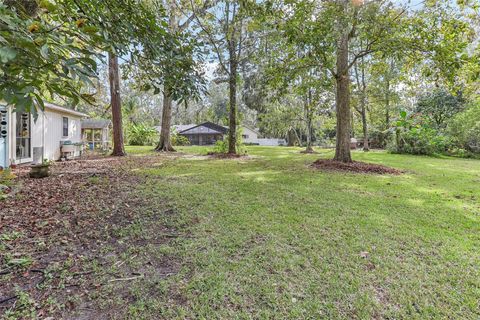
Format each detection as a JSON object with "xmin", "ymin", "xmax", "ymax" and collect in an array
[
  {"xmin": 0, "ymin": 102, "xmax": 87, "ymax": 169},
  {"xmin": 241, "ymin": 126, "xmax": 260, "ymax": 144},
  {"xmin": 241, "ymin": 125, "xmax": 286, "ymax": 146}
]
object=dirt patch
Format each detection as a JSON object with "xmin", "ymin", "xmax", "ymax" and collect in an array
[
  {"xmin": 311, "ymin": 159, "xmax": 402, "ymax": 175},
  {"xmin": 0, "ymin": 154, "xmax": 183, "ymax": 318}
]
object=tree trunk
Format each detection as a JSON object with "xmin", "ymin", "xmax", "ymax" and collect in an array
[
  {"xmin": 385, "ymin": 77, "xmax": 390, "ymax": 130},
  {"xmin": 287, "ymin": 129, "xmax": 296, "ymax": 146},
  {"xmin": 305, "ymin": 103, "xmax": 314, "ymax": 153},
  {"xmin": 227, "ymin": 50, "xmax": 237, "ymax": 154},
  {"xmin": 358, "ymin": 63, "xmax": 369, "ymax": 152},
  {"xmin": 334, "ymin": 27, "xmax": 352, "ymax": 163},
  {"xmin": 156, "ymin": 0, "xmax": 177, "ymax": 152},
  {"xmin": 361, "ymin": 105, "xmax": 369, "ymax": 151},
  {"xmin": 109, "ymin": 52, "xmax": 126, "ymax": 156},
  {"xmin": 155, "ymin": 88, "xmax": 176, "ymax": 152}
]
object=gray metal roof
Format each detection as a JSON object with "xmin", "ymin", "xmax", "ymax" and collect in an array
[
  {"xmin": 181, "ymin": 126, "xmax": 223, "ymax": 135},
  {"xmin": 81, "ymin": 119, "xmax": 111, "ymax": 129},
  {"xmin": 179, "ymin": 122, "xmax": 228, "ymax": 135},
  {"xmin": 172, "ymin": 124, "xmax": 196, "ymax": 133}
]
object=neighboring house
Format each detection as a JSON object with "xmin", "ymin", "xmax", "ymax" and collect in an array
[
  {"xmin": 241, "ymin": 126, "xmax": 260, "ymax": 144},
  {"xmin": 0, "ymin": 102, "xmax": 87, "ymax": 169},
  {"xmin": 81, "ymin": 119, "xmax": 112, "ymax": 151},
  {"xmin": 178, "ymin": 122, "xmax": 228, "ymax": 145},
  {"xmin": 241, "ymin": 125, "xmax": 286, "ymax": 146},
  {"xmin": 155, "ymin": 121, "xmax": 286, "ymax": 146}
]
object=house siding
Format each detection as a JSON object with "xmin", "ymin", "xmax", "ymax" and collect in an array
[
  {"xmin": 1, "ymin": 104, "xmax": 85, "ymax": 167},
  {"xmin": 42, "ymin": 110, "xmax": 82, "ymax": 161},
  {"xmin": 242, "ymin": 127, "xmax": 259, "ymax": 144}
]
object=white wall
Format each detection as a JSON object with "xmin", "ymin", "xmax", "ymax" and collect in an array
[
  {"xmin": 241, "ymin": 126, "xmax": 259, "ymax": 144},
  {"xmin": 41, "ymin": 109, "xmax": 82, "ymax": 161},
  {"xmin": 8, "ymin": 107, "xmax": 83, "ymax": 165},
  {"xmin": 256, "ymin": 138, "xmax": 287, "ymax": 146}
]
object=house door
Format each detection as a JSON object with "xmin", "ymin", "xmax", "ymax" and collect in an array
[
  {"xmin": 0, "ymin": 106, "xmax": 7, "ymax": 169},
  {"xmin": 15, "ymin": 112, "xmax": 32, "ymax": 163}
]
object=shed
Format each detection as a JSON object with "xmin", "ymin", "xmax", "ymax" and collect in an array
[{"xmin": 81, "ymin": 119, "xmax": 111, "ymax": 151}]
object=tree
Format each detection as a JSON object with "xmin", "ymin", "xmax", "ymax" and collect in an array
[
  {"xmin": 60, "ymin": 0, "xmax": 176, "ymax": 156},
  {"xmin": 261, "ymin": 0, "xmax": 407, "ymax": 162},
  {"xmin": 154, "ymin": 0, "xmax": 209, "ymax": 152},
  {"xmin": 352, "ymin": 53, "xmax": 369, "ymax": 151},
  {"xmin": 0, "ymin": 1, "xmax": 99, "ymax": 114},
  {"xmin": 416, "ymin": 89, "xmax": 465, "ymax": 129},
  {"xmin": 261, "ymin": 0, "xmax": 474, "ymax": 162},
  {"xmin": 108, "ymin": 53, "xmax": 126, "ymax": 155},
  {"xmin": 192, "ymin": 0, "xmax": 252, "ymax": 154}
]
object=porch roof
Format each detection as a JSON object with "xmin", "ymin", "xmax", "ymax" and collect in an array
[{"xmin": 81, "ymin": 119, "xmax": 111, "ymax": 129}]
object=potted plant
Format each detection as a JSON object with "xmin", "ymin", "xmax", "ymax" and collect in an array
[{"xmin": 30, "ymin": 159, "xmax": 51, "ymax": 179}]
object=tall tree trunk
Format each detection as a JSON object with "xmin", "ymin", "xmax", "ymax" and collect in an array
[
  {"xmin": 109, "ymin": 52, "xmax": 126, "ymax": 156},
  {"xmin": 287, "ymin": 128, "xmax": 296, "ymax": 146},
  {"xmin": 361, "ymin": 104, "xmax": 369, "ymax": 151},
  {"xmin": 156, "ymin": 1, "xmax": 177, "ymax": 152},
  {"xmin": 355, "ymin": 60, "xmax": 369, "ymax": 152},
  {"xmin": 228, "ymin": 48, "xmax": 238, "ymax": 154},
  {"xmin": 334, "ymin": 27, "xmax": 352, "ymax": 163},
  {"xmin": 304, "ymin": 101, "xmax": 314, "ymax": 153},
  {"xmin": 155, "ymin": 88, "xmax": 175, "ymax": 152},
  {"xmin": 305, "ymin": 121, "xmax": 313, "ymax": 153},
  {"xmin": 385, "ymin": 77, "xmax": 390, "ymax": 130}
]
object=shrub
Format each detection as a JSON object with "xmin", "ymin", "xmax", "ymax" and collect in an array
[
  {"xmin": 171, "ymin": 134, "xmax": 190, "ymax": 146},
  {"xmin": 389, "ymin": 127, "xmax": 451, "ymax": 155},
  {"xmin": 213, "ymin": 139, "xmax": 228, "ymax": 153},
  {"xmin": 368, "ymin": 129, "xmax": 392, "ymax": 149},
  {"xmin": 448, "ymin": 103, "xmax": 480, "ymax": 154},
  {"xmin": 388, "ymin": 110, "xmax": 451, "ymax": 155},
  {"xmin": 127, "ymin": 124, "xmax": 157, "ymax": 146},
  {"xmin": 213, "ymin": 133, "xmax": 246, "ymax": 154}
]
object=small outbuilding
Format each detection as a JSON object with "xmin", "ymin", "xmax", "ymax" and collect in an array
[
  {"xmin": 81, "ymin": 119, "xmax": 112, "ymax": 151},
  {"xmin": 0, "ymin": 102, "xmax": 87, "ymax": 168}
]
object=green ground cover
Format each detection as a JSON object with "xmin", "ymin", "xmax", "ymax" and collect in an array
[{"xmin": 119, "ymin": 145, "xmax": 480, "ymax": 319}]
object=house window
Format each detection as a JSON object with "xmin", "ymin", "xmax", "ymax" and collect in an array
[
  {"xmin": 63, "ymin": 117, "xmax": 69, "ymax": 137},
  {"xmin": 242, "ymin": 134, "xmax": 249, "ymax": 139}
]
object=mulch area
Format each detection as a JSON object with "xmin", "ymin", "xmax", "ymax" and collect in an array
[
  {"xmin": 311, "ymin": 159, "xmax": 402, "ymax": 175},
  {"xmin": 0, "ymin": 155, "xmax": 177, "ymax": 318}
]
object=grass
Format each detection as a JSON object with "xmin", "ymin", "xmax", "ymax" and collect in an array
[{"xmin": 117, "ymin": 145, "xmax": 480, "ymax": 319}]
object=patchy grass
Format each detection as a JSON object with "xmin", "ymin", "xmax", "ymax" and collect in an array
[{"xmin": 2, "ymin": 146, "xmax": 480, "ymax": 318}]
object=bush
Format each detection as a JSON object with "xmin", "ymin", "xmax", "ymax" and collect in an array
[
  {"xmin": 213, "ymin": 139, "xmax": 228, "ymax": 153},
  {"xmin": 127, "ymin": 124, "xmax": 157, "ymax": 146},
  {"xmin": 213, "ymin": 133, "xmax": 246, "ymax": 154},
  {"xmin": 388, "ymin": 111, "xmax": 451, "ymax": 156},
  {"xmin": 368, "ymin": 129, "xmax": 392, "ymax": 149},
  {"xmin": 171, "ymin": 134, "xmax": 190, "ymax": 146},
  {"xmin": 448, "ymin": 103, "xmax": 480, "ymax": 154},
  {"xmin": 389, "ymin": 127, "xmax": 451, "ymax": 155}
]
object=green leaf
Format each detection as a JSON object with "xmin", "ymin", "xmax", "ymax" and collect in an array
[
  {"xmin": 40, "ymin": 44, "xmax": 49, "ymax": 59},
  {"xmin": 0, "ymin": 47, "xmax": 17, "ymax": 63}
]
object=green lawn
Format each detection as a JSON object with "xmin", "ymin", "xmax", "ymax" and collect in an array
[{"xmin": 120, "ymin": 146, "xmax": 480, "ymax": 319}]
